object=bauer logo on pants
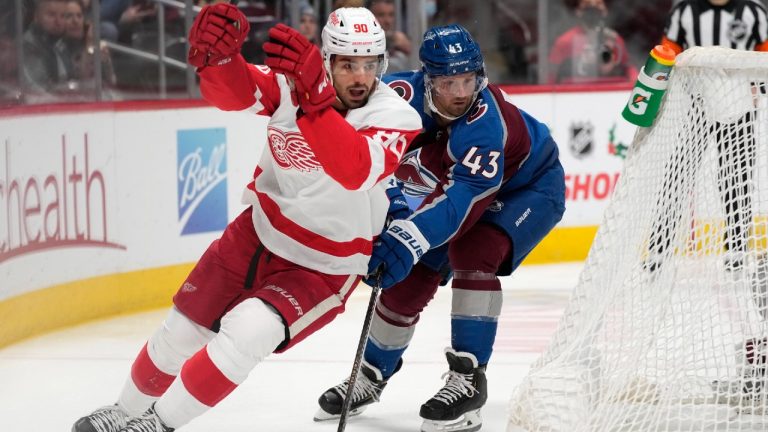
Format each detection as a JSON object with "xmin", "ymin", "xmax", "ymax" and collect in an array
[{"xmin": 177, "ymin": 128, "xmax": 228, "ymax": 235}]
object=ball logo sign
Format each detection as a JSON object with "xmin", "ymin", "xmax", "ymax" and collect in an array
[{"xmin": 177, "ymin": 128, "xmax": 228, "ymax": 236}]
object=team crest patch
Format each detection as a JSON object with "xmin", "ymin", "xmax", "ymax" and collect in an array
[
  {"xmin": 388, "ymin": 80, "xmax": 414, "ymax": 102},
  {"xmin": 467, "ymin": 98, "xmax": 488, "ymax": 124},
  {"xmin": 395, "ymin": 149, "xmax": 437, "ymax": 197},
  {"xmin": 728, "ymin": 20, "xmax": 748, "ymax": 43},
  {"xmin": 267, "ymin": 127, "xmax": 322, "ymax": 172}
]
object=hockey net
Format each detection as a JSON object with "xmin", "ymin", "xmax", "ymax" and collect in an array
[{"xmin": 508, "ymin": 47, "xmax": 768, "ymax": 432}]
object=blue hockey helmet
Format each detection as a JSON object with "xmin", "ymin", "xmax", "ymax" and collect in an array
[
  {"xmin": 419, "ymin": 24, "xmax": 488, "ymax": 121},
  {"xmin": 419, "ymin": 24, "xmax": 485, "ymax": 77}
]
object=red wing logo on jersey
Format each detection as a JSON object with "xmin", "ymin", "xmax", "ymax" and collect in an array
[
  {"xmin": 388, "ymin": 80, "xmax": 414, "ymax": 103},
  {"xmin": 267, "ymin": 127, "xmax": 322, "ymax": 172},
  {"xmin": 467, "ymin": 98, "xmax": 488, "ymax": 124}
]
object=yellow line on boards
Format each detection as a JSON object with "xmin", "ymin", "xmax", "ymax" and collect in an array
[
  {"xmin": 0, "ymin": 226, "xmax": 602, "ymax": 349},
  {"xmin": 0, "ymin": 264, "xmax": 193, "ymax": 349}
]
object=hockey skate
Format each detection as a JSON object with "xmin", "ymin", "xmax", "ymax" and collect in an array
[
  {"xmin": 420, "ymin": 349, "xmax": 487, "ymax": 432},
  {"xmin": 314, "ymin": 359, "xmax": 400, "ymax": 421},
  {"xmin": 72, "ymin": 404, "xmax": 130, "ymax": 432},
  {"xmin": 119, "ymin": 404, "xmax": 174, "ymax": 432}
]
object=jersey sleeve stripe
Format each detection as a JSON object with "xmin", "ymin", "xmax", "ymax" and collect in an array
[{"xmin": 246, "ymin": 180, "xmax": 373, "ymax": 258}]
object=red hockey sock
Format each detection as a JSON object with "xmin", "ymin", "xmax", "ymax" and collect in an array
[
  {"xmin": 131, "ymin": 343, "xmax": 176, "ymax": 397},
  {"xmin": 180, "ymin": 347, "xmax": 237, "ymax": 407}
]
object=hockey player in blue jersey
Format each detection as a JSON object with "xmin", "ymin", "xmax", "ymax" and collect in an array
[{"xmin": 315, "ymin": 24, "xmax": 566, "ymax": 432}]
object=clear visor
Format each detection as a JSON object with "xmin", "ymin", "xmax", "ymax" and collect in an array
[
  {"xmin": 429, "ymin": 73, "xmax": 482, "ymax": 97},
  {"xmin": 331, "ymin": 56, "xmax": 386, "ymax": 77}
]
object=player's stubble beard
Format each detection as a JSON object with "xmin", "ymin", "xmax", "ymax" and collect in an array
[
  {"xmin": 337, "ymin": 79, "xmax": 375, "ymax": 110},
  {"xmin": 434, "ymin": 93, "xmax": 473, "ymax": 124}
]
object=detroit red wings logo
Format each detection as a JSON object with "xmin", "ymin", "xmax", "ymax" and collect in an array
[{"xmin": 267, "ymin": 127, "xmax": 322, "ymax": 172}]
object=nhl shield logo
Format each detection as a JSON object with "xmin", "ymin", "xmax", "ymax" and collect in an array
[
  {"xmin": 487, "ymin": 200, "xmax": 504, "ymax": 212},
  {"xmin": 728, "ymin": 20, "xmax": 748, "ymax": 43},
  {"xmin": 569, "ymin": 121, "xmax": 594, "ymax": 158}
]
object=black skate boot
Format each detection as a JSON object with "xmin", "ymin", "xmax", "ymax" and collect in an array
[
  {"xmin": 119, "ymin": 404, "xmax": 174, "ymax": 432},
  {"xmin": 72, "ymin": 404, "xmax": 130, "ymax": 432},
  {"xmin": 419, "ymin": 349, "xmax": 487, "ymax": 432},
  {"xmin": 314, "ymin": 359, "xmax": 401, "ymax": 421}
]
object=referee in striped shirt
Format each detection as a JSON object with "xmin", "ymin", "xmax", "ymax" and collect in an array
[
  {"xmin": 663, "ymin": 0, "xmax": 768, "ymax": 52},
  {"xmin": 650, "ymin": 0, "xmax": 768, "ymax": 270}
]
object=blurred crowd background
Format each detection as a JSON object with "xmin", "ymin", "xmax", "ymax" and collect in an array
[{"xmin": 0, "ymin": 0, "xmax": 702, "ymax": 107}]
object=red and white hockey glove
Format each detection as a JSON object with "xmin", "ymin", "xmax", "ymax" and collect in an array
[
  {"xmin": 263, "ymin": 23, "xmax": 336, "ymax": 113},
  {"xmin": 188, "ymin": 3, "xmax": 249, "ymax": 68}
]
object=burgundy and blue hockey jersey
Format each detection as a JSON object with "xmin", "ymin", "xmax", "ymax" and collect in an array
[{"xmin": 384, "ymin": 71, "xmax": 560, "ymax": 248}]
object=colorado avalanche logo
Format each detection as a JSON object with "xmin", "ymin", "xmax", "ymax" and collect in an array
[
  {"xmin": 395, "ymin": 149, "xmax": 438, "ymax": 197},
  {"xmin": 267, "ymin": 127, "xmax": 322, "ymax": 172},
  {"xmin": 467, "ymin": 98, "xmax": 488, "ymax": 124},
  {"xmin": 388, "ymin": 80, "xmax": 414, "ymax": 103}
]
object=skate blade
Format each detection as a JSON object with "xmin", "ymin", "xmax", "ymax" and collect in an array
[
  {"xmin": 421, "ymin": 409, "xmax": 482, "ymax": 432},
  {"xmin": 313, "ymin": 406, "xmax": 367, "ymax": 422}
]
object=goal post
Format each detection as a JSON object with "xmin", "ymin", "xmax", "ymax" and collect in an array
[{"xmin": 508, "ymin": 47, "xmax": 768, "ymax": 431}]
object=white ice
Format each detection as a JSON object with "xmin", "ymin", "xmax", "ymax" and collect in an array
[{"xmin": 0, "ymin": 263, "xmax": 582, "ymax": 432}]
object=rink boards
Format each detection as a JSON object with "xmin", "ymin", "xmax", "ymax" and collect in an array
[{"xmin": 0, "ymin": 87, "xmax": 638, "ymax": 347}]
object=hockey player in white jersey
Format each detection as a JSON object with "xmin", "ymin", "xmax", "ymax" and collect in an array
[{"xmin": 71, "ymin": 5, "xmax": 421, "ymax": 432}]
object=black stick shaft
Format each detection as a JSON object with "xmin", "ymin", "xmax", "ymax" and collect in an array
[{"xmin": 337, "ymin": 280, "xmax": 382, "ymax": 432}]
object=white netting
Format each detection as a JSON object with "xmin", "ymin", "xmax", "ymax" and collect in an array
[{"xmin": 508, "ymin": 47, "xmax": 768, "ymax": 432}]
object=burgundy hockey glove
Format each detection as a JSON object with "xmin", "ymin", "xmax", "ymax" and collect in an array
[
  {"xmin": 263, "ymin": 23, "xmax": 336, "ymax": 113},
  {"xmin": 188, "ymin": 3, "xmax": 249, "ymax": 68}
]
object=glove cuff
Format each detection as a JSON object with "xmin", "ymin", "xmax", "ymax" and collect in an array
[{"xmin": 387, "ymin": 219, "xmax": 430, "ymax": 263}]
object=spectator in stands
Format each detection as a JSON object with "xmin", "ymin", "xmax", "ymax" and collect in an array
[
  {"xmin": 238, "ymin": 0, "xmax": 279, "ymax": 65},
  {"xmin": 368, "ymin": 0, "xmax": 412, "ymax": 72},
  {"xmin": 298, "ymin": 2, "xmax": 319, "ymax": 46},
  {"xmin": 21, "ymin": 0, "xmax": 71, "ymax": 100},
  {"xmin": 333, "ymin": 0, "xmax": 365, "ymax": 9},
  {"xmin": 548, "ymin": 0, "xmax": 637, "ymax": 84},
  {"xmin": 59, "ymin": 0, "xmax": 117, "ymax": 91},
  {"xmin": 0, "ymin": 32, "xmax": 22, "ymax": 105},
  {"xmin": 115, "ymin": 0, "xmax": 159, "ymax": 45},
  {"xmin": 99, "ymin": 0, "xmax": 131, "ymax": 41}
]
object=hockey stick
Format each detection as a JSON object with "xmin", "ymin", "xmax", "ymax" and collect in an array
[{"xmin": 337, "ymin": 275, "xmax": 382, "ymax": 432}]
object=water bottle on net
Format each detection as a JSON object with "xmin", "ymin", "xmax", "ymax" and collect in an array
[{"xmin": 621, "ymin": 44, "xmax": 677, "ymax": 127}]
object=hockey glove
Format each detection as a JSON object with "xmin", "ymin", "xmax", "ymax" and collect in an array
[
  {"xmin": 263, "ymin": 23, "xmax": 336, "ymax": 113},
  {"xmin": 385, "ymin": 179, "xmax": 412, "ymax": 226},
  {"xmin": 365, "ymin": 220, "xmax": 430, "ymax": 289},
  {"xmin": 188, "ymin": 3, "xmax": 249, "ymax": 68}
]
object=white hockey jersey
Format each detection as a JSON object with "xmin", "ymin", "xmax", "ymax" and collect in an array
[{"xmin": 199, "ymin": 56, "xmax": 422, "ymax": 275}]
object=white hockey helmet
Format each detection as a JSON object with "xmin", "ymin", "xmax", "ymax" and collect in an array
[{"xmin": 321, "ymin": 7, "xmax": 388, "ymax": 76}]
